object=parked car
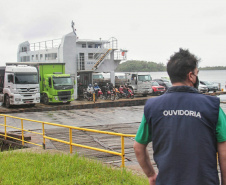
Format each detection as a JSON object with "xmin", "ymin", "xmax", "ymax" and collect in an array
[
  {"xmin": 198, "ymin": 83, "xmax": 208, "ymax": 93},
  {"xmin": 200, "ymin": 81, "xmax": 218, "ymax": 92},
  {"xmin": 151, "ymin": 81, "xmax": 166, "ymax": 95},
  {"xmin": 153, "ymin": 79, "xmax": 172, "ymax": 90}
]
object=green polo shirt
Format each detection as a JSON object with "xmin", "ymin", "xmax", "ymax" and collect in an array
[{"xmin": 135, "ymin": 107, "xmax": 226, "ymax": 144}]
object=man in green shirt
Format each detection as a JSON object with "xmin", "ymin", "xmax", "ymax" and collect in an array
[{"xmin": 134, "ymin": 49, "xmax": 226, "ymax": 185}]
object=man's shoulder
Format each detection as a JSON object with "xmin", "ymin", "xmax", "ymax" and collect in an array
[
  {"xmin": 145, "ymin": 94, "xmax": 166, "ymax": 105},
  {"xmin": 196, "ymin": 93, "xmax": 220, "ymax": 103}
]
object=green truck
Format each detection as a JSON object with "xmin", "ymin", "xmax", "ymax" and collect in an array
[{"xmin": 6, "ymin": 62, "xmax": 74, "ymax": 104}]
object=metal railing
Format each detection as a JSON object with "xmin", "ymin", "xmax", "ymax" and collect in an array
[
  {"xmin": 0, "ymin": 114, "xmax": 135, "ymax": 167},
  {"xmin": 30, "ymin": 39, "xmax": 62, "ymax": 51}
]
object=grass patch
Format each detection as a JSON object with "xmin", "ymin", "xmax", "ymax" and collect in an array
[{"xmin": 0, "ymin": 151, "xmax": 148, "ymax": 185}]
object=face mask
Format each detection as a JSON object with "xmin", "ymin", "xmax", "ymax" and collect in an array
[{"xmin": 193, "ymin": 75, "xmax": 199, "ymax": 90}]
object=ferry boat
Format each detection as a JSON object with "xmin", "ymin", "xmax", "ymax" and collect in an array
[{"xmin": 17, "ymin": 32, "xmax": 128, "ymax": 99}]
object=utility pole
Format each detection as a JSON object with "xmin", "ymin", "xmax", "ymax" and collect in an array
[{"xmin": 71, "ymin": 20, "xmax": 78, "ymax": 99}]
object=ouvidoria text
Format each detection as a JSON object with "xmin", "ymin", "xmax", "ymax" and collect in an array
[{"xmin": 163, "ymin": 110, "xmax": 201, "ymax": 118}]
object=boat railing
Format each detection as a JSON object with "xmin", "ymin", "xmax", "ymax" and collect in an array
[{"xmin": 29, "ymin": 38, "xmax": 62, "ymax": 51}]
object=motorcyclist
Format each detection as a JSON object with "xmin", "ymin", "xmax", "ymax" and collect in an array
[
  {"xmin": 119, "ymin": 85, "xmax": 124, "ymax": 94},
  {"xmin": 106, "ymin": 83, "xmax": 110, "ymax": 90},
  {"xmin": 104, "ymin": 83, "xmax": 110, "ymax": 97},
  {"xmin": 93, "ymin": 83, "xmax": 100, "ymax": 90},
  {"xmin": 93, "ymin": 83, "xmax": 100, "ymax": 98},
  {"xmin": 87, "ymin": 84, "xmax": 94, "ymax": 99},
  {"xmin": 109, "ymin": 83, "xmax": 114, "ymax": 91},
  {"xmin": 123, "ymin": 83, "xmax": 129, "ymax": 96}
]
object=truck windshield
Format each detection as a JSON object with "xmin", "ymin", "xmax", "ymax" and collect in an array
[
  {"xmin": 138, "ymin": 75, "xmax": 152, "ymax": 82},
  {"xmin": 93, "ymin": 75, "xmax": 103, "ymax": 79},
  {"xmin": 15, "ymin": 73, "xmax": 38, "ymax": 84},
  {"xmin": 53, "ymin": 77, "xmax": 73, "ymax": 90}
]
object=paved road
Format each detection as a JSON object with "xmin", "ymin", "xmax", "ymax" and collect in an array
[
  {"xmin": 2, "ymin": 103, "xmax": 226, "ymax": 132},
  {"xmin": 0, "ymin": 106, "xmax": 143, "ymax": 131}
]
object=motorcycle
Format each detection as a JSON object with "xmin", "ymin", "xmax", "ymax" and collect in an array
[
  {"xmin": 127, "ymin": 88, "xmax": 134, "ymax": 99},
  {"xmin": 94, "ymin": 88, "xmax": 104, "ymax": 99},
  {"xmin": 118, "ymin": 86, "xmax": 134, "ymax": 99},
  {"xmin": 103, "ymin": 89, "xmax": 115, "ymax": 101},
  {"xmin": 113, "ymin": 87, "xmax": 120, "ymax": 100},
  {"xmin": 83, "ymin": 89, "xmax": 94, "ymax": 101}
]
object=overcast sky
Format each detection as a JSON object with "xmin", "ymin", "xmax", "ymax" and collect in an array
[{"xmin": 0, "ymin": 0, "xmax": 226, "ymax": 67}]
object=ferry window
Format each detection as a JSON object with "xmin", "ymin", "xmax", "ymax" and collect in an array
[
  {"xmin": 79, "ymin": 53, "xmax": 85, "ymax": 70},
  {"xmin": 45, "ymin": 53, "xmax": 57, "ymax": 60},
  {"xmin": 88, "ymin": 53, "xmax": 94, "ymax": 59},
  {"xmin": 36, "ymin": 54, "xmax": 38, "ymax": 60},
  {"xmin": 95, "ymin": 44, "xmax": 101, "ymax": 48},
  {"xmin": 52, "ymin": 53, "xmax": 57, "ymax": 60},
  {"xmin": 82, "ymin": 44, "xmax": 86, "ymax": 48},
  {"xmin": 88, "ymin": 44, "xmax": 93, "ymax": 48},
  {"xmin": 32, "ymin": 55, "xmax": 34, "ymax": 60},
  {"xmin": 22, "ymin": 47, "xmax": 27, "ymax": 52},
  {"xmin": 21, "ymin": 56, "xmax": 30, "ymax": 62},
  {"xmin": 40, "ymin": 54, "xmax": 43, "ymax": 60}
]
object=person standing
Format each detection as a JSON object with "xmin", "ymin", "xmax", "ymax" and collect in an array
[{"xmin": 134, "ymin": 48, "xmax": 226, "ymax": 185}]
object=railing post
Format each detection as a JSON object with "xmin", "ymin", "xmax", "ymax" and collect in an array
[
  {"xmin": 69, "ymin": 128, "xmax": 72, "ymax": 153},
  {"xmin": 121, "ymin": 136, "xmax": 125, "ymax": 168},
  {"xmin": 93, "ymin": 92, "xmax": 95, "ymax": 103},
  {"xmin": 21, "ymin": 119, "xmax": 24, "ymax": 146},
  {"xmin": 4, "ymin": 116, "xmax": 6, "ymax": 140},
  {"xmin": 42, "ymin": 123, "xmax": 45, "ymax": 149}
]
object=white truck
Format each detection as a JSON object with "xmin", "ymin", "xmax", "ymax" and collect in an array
[
  {"xmin": 0, "ymin": 65, "xmax": 40, "ymax": 108},
  {"xmin": 125, "ymin": 72, "xmax": 153, "ymax": 96}
]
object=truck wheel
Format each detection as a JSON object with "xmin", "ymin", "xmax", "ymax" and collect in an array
[
  {"xmin": 5, "ymin": 95, "xmax": 11, "ymax": 108},
  {"xmin": 43, "ymin": 94, "xmax": 49, "ymax": 105}
]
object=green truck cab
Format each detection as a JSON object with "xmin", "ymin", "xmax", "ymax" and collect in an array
[
  {"xmin": 42, "ymin": 73, "xmax": 74, "ymax": 104},
  {"xmin": 38, "ymin": 63, "xmax": 74, "ymax": 104}
]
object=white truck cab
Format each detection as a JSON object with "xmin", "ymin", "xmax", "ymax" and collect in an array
[
  {"xmin": 126, "ymin": 72, "xmax": 153, "ymax": 96},
  {"xmin": 0, "ymin": 65, "xmax": 40, "ymax": 108}
]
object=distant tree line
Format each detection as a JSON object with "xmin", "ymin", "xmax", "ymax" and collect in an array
[
  {"xmin": 115, "ymin": 60, "xmax": 226, "ymax": 72},
  {"xmin": 115, "ymin": 60, "xmax": 166, "ymax": 72},
  {"xmin": 199, "ymin": 66, "xmax": 226, "ymax": 70}
]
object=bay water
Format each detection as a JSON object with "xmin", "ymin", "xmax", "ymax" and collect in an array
[{"xmin": 151, "ymin": 70, "xmax": 226, "ymax": 91}]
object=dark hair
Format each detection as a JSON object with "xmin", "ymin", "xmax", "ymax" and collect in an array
[{"xmin": 167, "ymin": 48, "xmax": 200, "ymax": 83}]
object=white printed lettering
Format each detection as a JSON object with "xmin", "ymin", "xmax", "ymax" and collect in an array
[{"xmin": 163, "ymin": 110, "xmax": 201, "ymax": 118}]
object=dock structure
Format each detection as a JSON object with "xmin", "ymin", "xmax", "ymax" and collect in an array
[{"xmin": 0, "ymin": 91, "xmax": 226, "ymax": 114}]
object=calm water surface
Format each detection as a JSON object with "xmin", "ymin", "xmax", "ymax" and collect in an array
[{"xmin": 151, "ymin": 70, "xmax": 226, "ymax": 90}]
